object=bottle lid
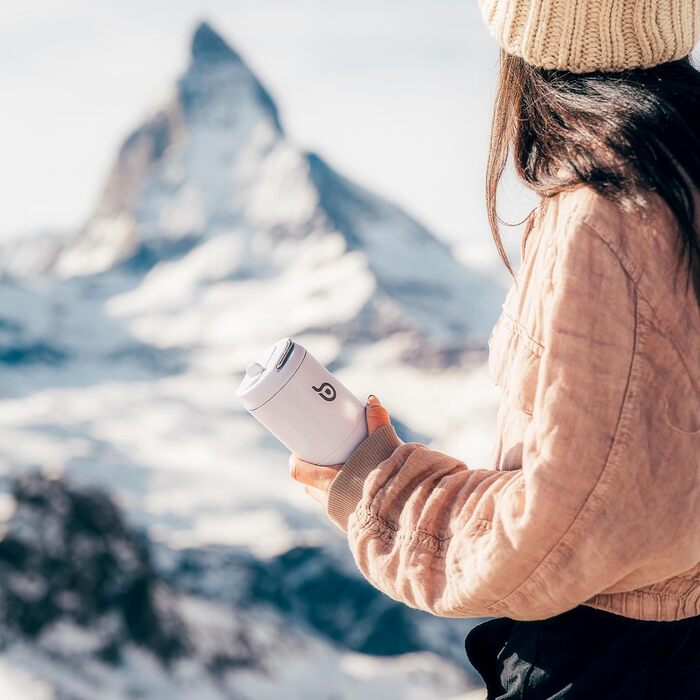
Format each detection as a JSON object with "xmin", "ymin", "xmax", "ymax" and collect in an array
[{"xmin": 235, "ymin": 337, "xmax": 306, "ymax": 410}]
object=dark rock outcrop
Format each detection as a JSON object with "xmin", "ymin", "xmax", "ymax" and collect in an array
[{"xmin": 0, "ymin": 473, "xmax": 186, "ymax": 662}]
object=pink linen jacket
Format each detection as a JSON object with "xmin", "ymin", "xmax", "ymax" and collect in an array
[{"xmin": 326, "ymin": 185, "xmax": 700, "ymax": 622}]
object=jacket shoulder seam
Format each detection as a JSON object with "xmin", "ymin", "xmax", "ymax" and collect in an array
[
  {"xmin": 574, "ymin": 217, "xmax": 642, "ymax": 287},
  {"xmin": 577, "ymin": 217, "xmax": 690, "ymax": 376}
]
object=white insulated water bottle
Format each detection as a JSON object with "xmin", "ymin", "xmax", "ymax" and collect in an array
[{"xmin": 235, "ymin": 338, "xmax": 368, "ymax": 466}]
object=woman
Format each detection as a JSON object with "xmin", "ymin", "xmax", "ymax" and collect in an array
[{"xmin": 290, "ymin": 1, "xmax": 700, "ymax": 697}]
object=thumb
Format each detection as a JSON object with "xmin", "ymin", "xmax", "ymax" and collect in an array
[{"xmin": 366, "ymin": 394, "xmax": 391, "ymax": 434}]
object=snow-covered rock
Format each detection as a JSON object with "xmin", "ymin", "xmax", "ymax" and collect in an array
[{"xmin": 0, "ymin": 473, "xmax": 480, "ymax": 700}]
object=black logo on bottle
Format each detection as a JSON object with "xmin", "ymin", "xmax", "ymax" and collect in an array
[{"xmin": 312, "ymin": 382, "xmax": 337, "ymax": 402}]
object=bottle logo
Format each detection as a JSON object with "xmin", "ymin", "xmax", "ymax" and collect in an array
[{"xmin": 312, "ymin": 382, "xmax": 336, "ymax": 402}]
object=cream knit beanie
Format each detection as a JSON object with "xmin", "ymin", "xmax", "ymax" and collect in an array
[{"xmin": 479, "ymin": 0, "xmax": 700, "ymax": 73}]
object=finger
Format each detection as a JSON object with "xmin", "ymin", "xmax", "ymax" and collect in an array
[
  {"xmin": 304, "ymin": 484, "xmax": 326, "ymax": 506},
  {"xmin": 289, "ymin": 456, "xmax": 340, "ymax": 490},
  {"xmin": 366, "ymin": 395, "xmax": 391, "ymax": 434}
]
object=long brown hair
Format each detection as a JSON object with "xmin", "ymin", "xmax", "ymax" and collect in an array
[{"xmin": 487, "ymin": 50, "xmax": 700, "ymax": 301}]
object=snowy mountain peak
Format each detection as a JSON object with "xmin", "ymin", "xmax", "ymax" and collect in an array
[
  {"xmin": 178, "ymin": 21, "xmax": 281, "ymax": 132},
  {"xmin": 191, "ymin": 21, "xmax": 242, "ymax": 65},
  {"xmin": 4, "ymin": 21, "xmax": 502, "ymax": 354}
]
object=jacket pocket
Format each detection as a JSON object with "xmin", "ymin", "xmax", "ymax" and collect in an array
[{"xmin": 488, "ymin": 310, "xmax": 543, "ymax": 417}]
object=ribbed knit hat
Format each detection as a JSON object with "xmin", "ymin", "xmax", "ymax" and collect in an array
[{"xmin": 479, "ymin": 0, "xmax": 700, "ymax": 73}]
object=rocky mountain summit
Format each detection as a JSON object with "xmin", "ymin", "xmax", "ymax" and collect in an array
[{"xmin": 4, "ymin": 22, "xmax": 501, "ymax": 359}]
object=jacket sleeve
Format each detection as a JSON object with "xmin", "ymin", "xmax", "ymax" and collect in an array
[{"xmin": 326, "ymin": 215, "xmax": 644, "ymax": 621}]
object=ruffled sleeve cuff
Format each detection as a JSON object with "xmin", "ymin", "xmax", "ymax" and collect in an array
[{"xmin": 326, "ymin": 424, "xmax": 404, "ymax": 531}]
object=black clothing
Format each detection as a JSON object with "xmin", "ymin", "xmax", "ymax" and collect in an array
[{"xmin": 465, "ymin": 604, "xmax": 700, "ymax": 699}]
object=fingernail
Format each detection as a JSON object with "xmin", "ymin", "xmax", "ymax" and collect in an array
[
  {"xmin": 367, "ymin": 394, "xmax": 379, "ymax": 405},
  {"xmin": 288, "ymin": 454, "xmax": 295, "ymax": 468}
]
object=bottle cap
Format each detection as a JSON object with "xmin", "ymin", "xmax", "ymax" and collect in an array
[{"xmin": 235, "ymin": 337, "xmax": 306, "ymax": 410}]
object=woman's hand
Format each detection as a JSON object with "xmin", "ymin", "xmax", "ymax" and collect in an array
[{"xmin": 289, "ymin": 394, "xmax": 391, "ymax": 509}]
